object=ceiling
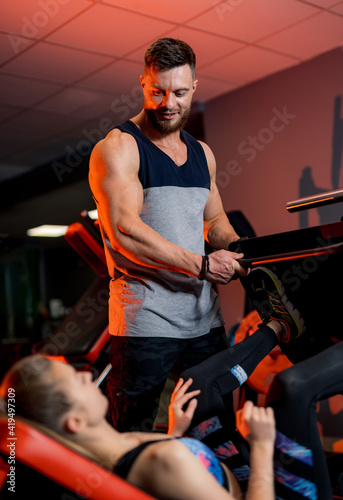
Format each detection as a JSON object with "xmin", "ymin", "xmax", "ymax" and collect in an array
[{"xmin": 1, "ymin": 0, "xmax": 343, "ymax": 242}]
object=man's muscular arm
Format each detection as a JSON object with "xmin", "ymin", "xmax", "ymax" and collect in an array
[
  {"xmin": 89, "ymin": 131, "xmax": 247, "ymax": 284},
  {"xmin": 89, "ymin": 130, "xmax": 204, "ymax": 277},
  {"xmin": 201, "ymin": 141, "xmax": 239, "ymax": 249},
  {"xmin": 199, "ymin": 141, "xmax": 249, "ymax": 283}
]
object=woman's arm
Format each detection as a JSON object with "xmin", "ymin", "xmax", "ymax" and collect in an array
[{"xmin": 236, "ymin": 401, "xmax": 276, "ymax": 500}]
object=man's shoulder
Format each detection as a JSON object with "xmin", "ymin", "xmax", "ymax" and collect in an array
[
  {"xmin": 103, "ymin": 125, "xmax": 137, "ymax": 146},
  {"xmin": 195, "ymin": 138, "xmax": 211, "ymax": 153},
  {"xmin": 196, "ymin": 139, "xmax": 215, "ymax": 165},
  {"xmin": 93, "ymin": 126, "xmax": 138, "ymax": 158},
  {"xmin": 89, "ymin": 125, "xmax": 140, "ymax": 180},
  {"xmin": 182, "ymin": 131, "xmax": 212, "ymax": 155}
]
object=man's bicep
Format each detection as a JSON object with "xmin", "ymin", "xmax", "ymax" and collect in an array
[
  {"xmin": 90, "ymin": 131, "xmax": 138, "ymax": 192},
  {"xmin": 89, "ymin": 134, "xmax": 143, "ymax": 233},
  {"xmin": 103, "ymin": 172, "xmax": 144, "ymax": 238},
  {"xmin": 198, "ymin": 140, "xmax": 225, "ymax": 224},
  {"xmin": 203, "ymin": 180, "xmax": 226, "ymax": 226},
  {"xmin": 202, "ymin": 164, "xmax": 238, "ymax": 248}
]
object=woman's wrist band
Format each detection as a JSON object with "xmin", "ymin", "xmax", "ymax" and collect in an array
[{"xmin": 198, "ymin": 255, "xmax": 210, "ymax": 280}]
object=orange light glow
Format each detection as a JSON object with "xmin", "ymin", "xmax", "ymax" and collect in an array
[
  {"xmin": 44, "ymin": 355, "xmax": 68, "ymax": 363},
  {"xmin": 287, "ymin": 196, "xmax": 334, "ymax": 211},
  {"xmin": 251, "ymin": 248, "xmax": 336, "ymax": 266}
]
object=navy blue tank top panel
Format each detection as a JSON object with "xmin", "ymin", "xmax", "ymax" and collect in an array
[{"xmin": 117, "ymin": 120, "xmax": 210, "ymax": 191}]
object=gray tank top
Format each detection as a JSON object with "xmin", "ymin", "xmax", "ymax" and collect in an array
[{"xmin": 98, "ymin": 121, "xmax": 224, "ymax": 338}]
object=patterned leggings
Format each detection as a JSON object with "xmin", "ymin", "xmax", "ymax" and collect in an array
[
  {"xmin": 181, "ymin": 324, "xmax": 278, "ymax": 494},
  {"xmin": 267, "ymin": 341, "xmax": 343, "ymax": 500},
  {"xmin": 182, "ymin": 328, "xmax": 343, "ymax": 500}
]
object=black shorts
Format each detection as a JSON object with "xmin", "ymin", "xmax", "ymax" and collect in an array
[{"xmin": 106, "ymin": 326, "xmax": 228, "ymax": 431}]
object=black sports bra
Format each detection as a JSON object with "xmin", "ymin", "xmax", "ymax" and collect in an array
[{"xmin": 114, "ymin": 438, "xmax": 229, "ymax": 491}]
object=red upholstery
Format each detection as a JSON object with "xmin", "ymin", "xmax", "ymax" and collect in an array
[
  {"xmin": 84, "ymin": 325, "xmax": 111, "ymax": 364},
  {"xmin": 0, "ymin": 415, "xmax": 155, "ymax": 499},
  {"xmin": 65, "ymin": 222, "xmax": 108, "ymax": 277}
]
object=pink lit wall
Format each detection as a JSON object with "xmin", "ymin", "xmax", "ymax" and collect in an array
[{"xmin": 203, "ymin": 47, "xmax": 343, "ymax": 331}]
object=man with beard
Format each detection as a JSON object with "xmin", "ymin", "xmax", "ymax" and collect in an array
[{"xmin": 89, "ymin": 38, "xmax": 249, "ymax": 432}]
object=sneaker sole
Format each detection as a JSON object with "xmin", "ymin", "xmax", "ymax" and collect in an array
[{"xmin": 244, "ymin": 266, "xmax": 305, "ymax": 342}]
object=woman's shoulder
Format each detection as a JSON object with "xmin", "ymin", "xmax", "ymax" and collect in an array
[
  {"xmin": 124, "ymin": 438, "xmax": 233, "ymax": 500},
  {"xmin": 128, "ymin": 438, "xmax": 187, "ymax": 472}
]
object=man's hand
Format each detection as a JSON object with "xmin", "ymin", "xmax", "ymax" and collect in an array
[
  {"xmin": 206, "ymin": 250, "xmax": 250, "ymax": 284},
  {"xmin": 168, "ymin": 378, "xmax": 200, "ymax": 437}
]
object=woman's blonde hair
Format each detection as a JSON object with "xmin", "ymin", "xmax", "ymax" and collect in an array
[{"xmin": 0, "ymin": 354, "xmax": 73, "ymax": 436}]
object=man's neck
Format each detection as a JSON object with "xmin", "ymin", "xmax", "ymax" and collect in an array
[{"xmin": 131, "ymin": 110, "xmax": 183, "ymax": 147}]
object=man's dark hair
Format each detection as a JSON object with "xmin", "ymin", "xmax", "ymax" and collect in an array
[{"xmin": 144, "ymin": 38, "xmax": 196, "ymax": 78}]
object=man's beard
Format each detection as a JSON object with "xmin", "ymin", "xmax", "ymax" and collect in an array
[{"xmin": 144, "ymin": 106, "xmax": 191, "ymax": 134}]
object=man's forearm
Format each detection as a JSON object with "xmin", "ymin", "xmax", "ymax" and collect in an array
[
  {"xmin": 113, "ymin": 217, "xmax": 203, "ymax": 277},
  {"xmin": 205, "ymin": 214, "xmax": 240, "ymax": 250}
]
